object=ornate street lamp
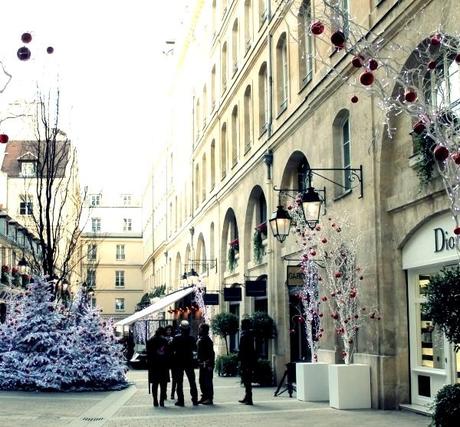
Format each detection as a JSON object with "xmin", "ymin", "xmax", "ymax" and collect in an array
[
  {"xmin": 301, "ymin": 186, "xmax": 322, "ymax": 230},
  {"xmin": 269, "ymin": 205, "xmax": 292, "ymax": 243}
]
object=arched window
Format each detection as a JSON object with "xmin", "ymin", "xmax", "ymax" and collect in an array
[
  {"xmin": 258, "ymin": 62, "xmax": 268, "ymax": 134},
  {"xmin": 333, "ymin": 110, "xmax": 351, "ymax": 195},
  {"xmin": 202, "ymin": 154, "xmax": 207, "ymax": 201},
  {"xmin": 244, "ymin": 0, "xmax": 252, "ymax": 52},
  {"xmin": 202, "ymin": 85, "xmax": 207, "ymax": 128},
  {"xmin": 231, "ymin": 105, "xmax": 238, "ymax": 166},
  {"xmin": 232, "ymin": 19, "xmax": 239, "ymax": 76},
  {"xmin": 244, "ymin": 85, "xmax": 252, "ymax": 152},
  {"xmin": 259, "ymin": 0, "xmax": 267, "ymax": 27},
  {"xmin": 212, "ymin": 0, "xmax": 217, "ymax": 36},
  {"xmin": 195, "ymin": 163, "xmax": 200, "ymax": 208},
  {"xmin": 211, "ymin": 65, "xmax": 216, "ymax": 110},
  {"xmin": 211, "ymin": 139, "xmax": 216, "ymax": 189},
  {"xmin": 195, "ymin": 98, "xmax": 201, "ymax": 140},
  {"xmin": 276, "ymin": 33, "xmax": 288, "ymax": 113},
  {"xmin": 221, "ymin": 123, "xmax": 227, "ymax": 179},
  {"xmin": 222, "ymin": 42, "xmax": 228, "ymax": 92},
  {"xmin": 210, "ymin": 222, "xmax": 215, "ymax": 260},
  {"xmin": 298, "ymin": 1, "xmax": 313, "ymax": 86}
]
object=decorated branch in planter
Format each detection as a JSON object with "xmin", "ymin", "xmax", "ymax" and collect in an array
[
  {"xmin": 286, "ymin": 196, "xmax": 323, "ymax": 362},
  {"xmin": 228, "ymin": 239, "xmax": 239, "ymax": 272},
  {"xmin": 315, "ymin": 217, "xmax": 380, "ymax": 364}
]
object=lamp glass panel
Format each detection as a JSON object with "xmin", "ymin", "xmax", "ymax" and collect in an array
[{"xmin": 302, "ymin": 200, "xmax": 321, "ymax": 222}]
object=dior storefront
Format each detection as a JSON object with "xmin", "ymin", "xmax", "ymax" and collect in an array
[{"xmin": 402, "ymin": 212, "xmax": 460, "ymax": 407}]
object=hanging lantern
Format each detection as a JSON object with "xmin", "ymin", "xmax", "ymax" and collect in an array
[
  {"xmin": 269, "ymin": 205, "xmax": 292, "ymax": 243},
  {"xmin": 300, "ymin": 187, "xmax": 322, "ymax": 230}
]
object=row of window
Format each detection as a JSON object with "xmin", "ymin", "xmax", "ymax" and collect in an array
[
  {"xmin": 86, "ymin": 244, "xmax": 126, "ymax": 261},
  {"xmin": 86, "ymin": 269, "xmax": 126, "ymax": 287},
  {"xmin": 90, "ymin": 218, "xmax": 133, "ymax": 232},
  {"xmin": 90, "ymin": 297, "xmax": 126, "ymax": 312},
  {"xmin": 89, "ymin": 194, "xmax": 132, "ymax": 207}
]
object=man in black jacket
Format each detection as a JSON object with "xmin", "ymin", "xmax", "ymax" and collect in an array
[
  {"xmin": 197, "ymin": 323, "xmax": 215, "ymax": 405},
  {"xmin": 238, "ymin": 318, "xmax": 257, "ymax": 405},
  {"xmin": 171, "ymin": 320, "xmax": 198, "ymax": 406}
]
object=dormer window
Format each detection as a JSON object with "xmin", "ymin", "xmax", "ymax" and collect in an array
[{"xmin": 20, "ymin": 161, "xmax": 36, "ymax": 177}]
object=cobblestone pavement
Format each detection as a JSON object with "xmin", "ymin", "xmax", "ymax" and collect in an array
[{"xmin": 0, "ymin": 369, "xmax": 429, "ymax": 427}]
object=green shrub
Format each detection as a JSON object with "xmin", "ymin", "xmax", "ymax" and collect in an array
[
  {"xmin": 253, "ymin": 359, "xmax": 273, "ymax": 386},
  {"xmin": 431, "ymin": 383, "xmax": 460, "ymax": 427},
  {"xmin": 211, "ymin": 312, "xmax": 239, "ymax": 354},
  {"xmin": 215, "ymin": 353, "xmax": 239, "ymax": 377},
  {"xmin": 423, "ymin": 267, "xmax": 460, "ymax": 350},
  {"xmin": 250, "ymin": 311, "xmax": 276, "ymax": 340}
]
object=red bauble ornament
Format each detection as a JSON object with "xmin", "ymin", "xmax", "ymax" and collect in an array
[
  {"xmin": 17, "ymin": 46, "xmax": 31, "ymax": 61},
  {"xmin": 427, "ymin": 60, "xmax": 437, "ymax": 70},
  {"xmin": 368, "ymin": 59, "xmax": 378, "ymax": 70},
  {"xmin": 321, "ymin": 238, "xmax": 327, "ymax": 244},
  {"xmin": 351, "ymin": 95, "xmax": 359, "ymax": 103},
  {"xmin": 47, "ymin": 46, "xmax": 54, "ymax": 54},
  {"xmin": 456, "ymin": 53, "xmax": 460, "ymax": 64},
  {"xmin": 360, "ymin": 71, "xmax": 374, "ymax": 86},
  {"xmin": 321, "ymin": 296, "xmax": 328, "ymax": 302},
  {"xmin": 412, "ymin": 120, "xmax": 426, "ymax": 135},
  {"xmin": 310, "ymin": 21, "xmax": 325, "ymax": 35},
  {"xmin": 331, "ymin": 312, "xmax": 339, "ymax": 320},
  {"xmin": 330, "ymin": 30, "xmax": 346, "ymax": 47},
  {"xmin": 0, "ymin": 134, "xmax": 9, "ymax": 144},
  {"xmin": 351, "ymin": 56, "xmax": 364, "ymax": 68},
  {"xmin": 335, "ymin": 272, "xmax": 342, "ymax": 278},
  {"xmin": 431, "ymin": 34, "xmax": 442, "ymax": 46},
  {"xmin": 454, "ymin": 226, "xmax": 460, "ymax": 235},
  {"xmin": 404, "ymin": 88, "xmax": 417, "ymax": 103},
  {"xmin": 434, "ymin": 145, "xmax": 449, "ymax": 162},
  {"xmin": 451, "ymin": 152, "xmax": 460, "ymax": 165},
  {"xmin": 21, "ymin": 32, "xmax": 32, "ymax": 43},
  {"xmin": 310, "ymin": 250, "xmax": 316, "ymax": 256},
  {"xmin": 359, "ymin": 275, "xmax": 363, "ymax": 280}
]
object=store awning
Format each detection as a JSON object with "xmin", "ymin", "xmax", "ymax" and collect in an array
[{"xmin": 114, "ymin": 286, "xmax": 194, "ymax": 327}]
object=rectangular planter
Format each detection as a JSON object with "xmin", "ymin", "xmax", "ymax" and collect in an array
[
  {"xmin": 296, "ymin": 362, "xmax": 329, "ymax": 402},
  {"xmin": 328, "ymin": 364, "xmax": 371, "ymax": 409}
]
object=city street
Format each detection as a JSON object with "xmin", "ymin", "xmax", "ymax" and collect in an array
[{"xmin": 0, "ymin": 370, "xmax": 429, "ymax": 427}]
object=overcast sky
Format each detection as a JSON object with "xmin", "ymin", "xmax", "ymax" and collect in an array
[{"xmin": 0, "ymin": 0, "xmax": 185, "ymax": 195}]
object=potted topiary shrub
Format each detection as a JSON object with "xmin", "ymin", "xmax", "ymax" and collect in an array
[
  {"xmin": 211, "ymin": 312, "xmax": 239, "ymax": 355},
  {"xmin": 215, "ymin": 353, "xmax": 239, "ymax": 377}
]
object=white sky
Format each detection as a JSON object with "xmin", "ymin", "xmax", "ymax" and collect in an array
[{"xmin": 0, "ymin": 0, "xmax": 185, "ymax": 194}]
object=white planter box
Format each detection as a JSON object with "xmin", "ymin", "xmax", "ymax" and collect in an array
[
  {"xmin": 328, "ymin": 364, "xmax": 371, "ymax": 409},
  {"xmin": 296, "ymin": 362, "xmax": 329, "ymax": 402}
]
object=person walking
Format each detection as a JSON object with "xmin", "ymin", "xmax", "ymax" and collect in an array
[
  {"xmin": 197, "ymin": 323, "xmax": 215, "ymax": 405},
  {"xmin": 238, "ymin": 318, "xmax": 257, "ymax": 405},
  {"xmin": 164, "ymin": 324, "xmax": 177, "ymax": 400},
  {"xmin": 146, "ymin": 327, "xmax": 170, "ymax": 408},
  {"xmin": 171, "ymin": 320, "xmax": 199, "ymax": 406}
]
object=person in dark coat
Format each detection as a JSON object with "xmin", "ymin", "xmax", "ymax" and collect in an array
[
  {"xmin": 164, "ymin": 324, "xmax": 177, "ymax": 400},
  {"xmin": 197, "ymin": 323, "xmax": 215, "ymax": 405},
  {"xmin": 238, "ymin": 318, "xmax": 257, "ymax": 405},
  {"xmin": 171, "ymin": 320, "xmax": 198, "ymax": 406},
  {"xmin": 146, "ymin": 327, "xmax": 170, "ymax": 407}
]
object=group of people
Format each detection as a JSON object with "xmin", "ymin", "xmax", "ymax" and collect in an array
[{"xmin": 146, "ymin": 318, "xmax": 256, "ymax": 408}]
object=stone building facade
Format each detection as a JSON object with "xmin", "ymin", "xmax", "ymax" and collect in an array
[
  {"xmin": 81, "ymin": 191, "xmax": 144, "ymax": 320},
  {"xmin": 143, "ymin": 0, "xmax": 460, "ymax": 410}
]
